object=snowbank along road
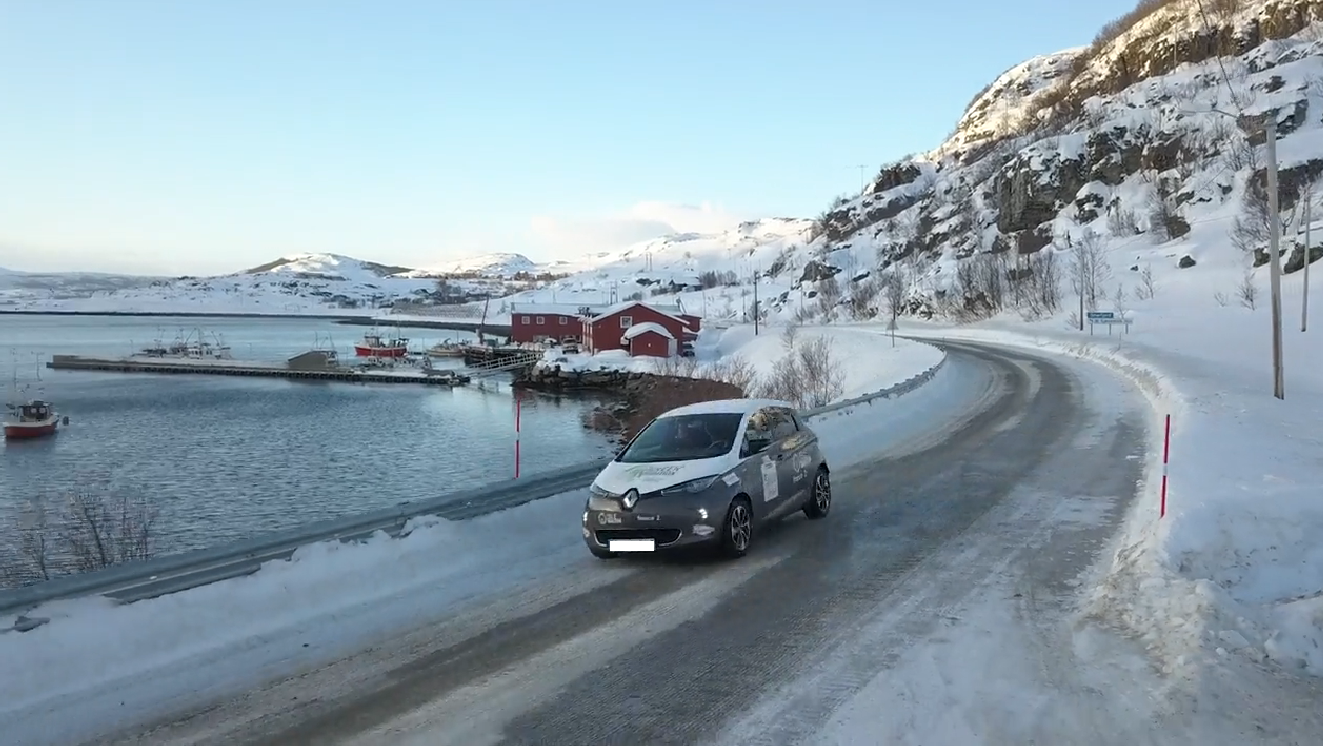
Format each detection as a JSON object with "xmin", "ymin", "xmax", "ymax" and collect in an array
[{"xmin": 102, "ymin": 340, "xmax": 1323, "ymax": 746}]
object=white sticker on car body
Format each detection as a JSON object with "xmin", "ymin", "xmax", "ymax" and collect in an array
[
  {"xmin": 760, "ymin": 456, "xmax": 779, "ymax": 502},
  {"xmin": 721, "ymin": 473, "xmax": 740, "ymax": 486}
]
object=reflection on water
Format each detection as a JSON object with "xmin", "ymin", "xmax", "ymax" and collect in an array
[{"xmin": 1, "ymin": 315, "xmax": 615, "ymax": 553}]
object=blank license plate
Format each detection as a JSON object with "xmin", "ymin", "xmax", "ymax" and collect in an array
[{"xmin": 609, "ymin": 539, "xmax": 656, "ymax": 552}]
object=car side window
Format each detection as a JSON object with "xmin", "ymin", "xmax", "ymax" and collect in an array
[
  {"xmin": 770, "ymin": 408, "xmax": 798, "ymax": 440},
  {"xmin": 741, "ymin": 409, "xmax": 774, "ymax": 457}
]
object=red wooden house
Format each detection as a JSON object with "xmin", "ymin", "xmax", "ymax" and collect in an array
[
  {"xmin": 509, "ymin": 303, "xmax": 600, "ymax": 344},
  {"xmin": 581, "ymin": 301, "xmax": 701, "ymax": 358}
]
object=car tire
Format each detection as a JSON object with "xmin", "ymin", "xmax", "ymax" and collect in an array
[
  {"xmin": 719, "ymin": 495, "xmax": 754, "ymax": 558},
  {"xmin": 589, "ymin": 546, "xmax": 618, "ymax": 560},
  {"xmin": 803, "ymin": 467, "xmax": 831, "ymax": 519}
]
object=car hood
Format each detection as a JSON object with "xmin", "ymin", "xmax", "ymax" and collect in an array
[{"xmin": 595, "ymin": 453, "xmax": 738, "ymax": 494}]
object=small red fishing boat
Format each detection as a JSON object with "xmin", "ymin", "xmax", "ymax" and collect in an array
[
  {"xmin": 4, "ymin": 399, "xmax": 62, "ymax": 440},
  {"xmin": 353, "ymin": 331, "xmax": 410, "ymax": 358}
]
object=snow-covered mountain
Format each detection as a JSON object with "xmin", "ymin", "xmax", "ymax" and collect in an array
[
  {"xmin": 0, "ymin": 253, "xmax": 519, "ymax": 315},
  {"xmin": 767, "ymin": 0, "xmax": 1323, "ymax": 326},
  {"xmin": 401, "ymin": 252, "xmax": 542, "ymax": 279},
  {"xmin": 474, "ymin": 0, "xmax": 1323, "ymax": 329},
  {"xmin": 12, "ymin": 0, "xmax": 1323, "ymax": 324},
  {"xmin": 240, "ymin": 254, "xmax": 414, "ymax": 282}
]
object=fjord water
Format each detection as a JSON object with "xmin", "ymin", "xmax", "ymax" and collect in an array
[{"xmin": 0, "ymin": 314, "xmax": 615, "ymax": 553}]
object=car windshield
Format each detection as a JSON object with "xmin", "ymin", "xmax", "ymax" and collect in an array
[{"xmin": 616, "ymin": 412, "xmax": 744, "ymax": 463}]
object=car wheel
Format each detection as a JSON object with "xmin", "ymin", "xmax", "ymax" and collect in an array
[
  {"xmin": 803, "ymin": 467, "xmax": 831, "ymax": 519},
  {"xmin": 719, "ymin": 496, "xmax": 754, "ymax": 558},
  {"xmin": 589, "ymin": 545, "xmax": 618, "ymax": 559}
]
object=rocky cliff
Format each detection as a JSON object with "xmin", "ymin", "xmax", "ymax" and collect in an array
[{"xmin": 777, "ymin": 0, "xmax": 1323, "ymax": 321}]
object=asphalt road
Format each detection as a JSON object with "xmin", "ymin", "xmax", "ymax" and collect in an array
[{"xmin": 104, "ymin": 339, "xmax": 1322, "ymax": 746}]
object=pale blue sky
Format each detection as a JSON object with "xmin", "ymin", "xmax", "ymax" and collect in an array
[{"xmin": 0, "ymin": 0, "xmax": 1134, "ymax": 275}]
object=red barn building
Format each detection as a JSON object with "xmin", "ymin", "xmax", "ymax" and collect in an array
[
  {"xmin": 582, "ymin": 301, "xmax": 702, "ymax": 358},
  {"xmin": 509, "ymin": 303, "xmax": 599, "ymax": 344}
]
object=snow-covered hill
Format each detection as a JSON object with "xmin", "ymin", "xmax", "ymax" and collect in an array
[
  {"xmin": 381, "ymin": 0, "xmax": 1322, "ymax": 328},
  {"xmin": 458, "ymin": 0, "xmax": 1323, "ymax": 334},
  {"xmin": 0, "ymin": 253, "xmax": 522, "ymax": 315},
  {"xmin": 401, "ymin": 252, "xmax": 542, "ymax": 279},
  {"xmin": 389, "ymin": 217, "xmax": 818, "ymax": 324}
]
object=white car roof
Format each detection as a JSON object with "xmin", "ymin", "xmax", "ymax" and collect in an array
[{"xmin": 657, "ymin": 398, "xmax": 796, "ymax": 418}]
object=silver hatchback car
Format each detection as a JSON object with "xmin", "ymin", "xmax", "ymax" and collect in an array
[{"xmin": 582, "ymin": 398, "xmax": 832, "ymax": 559}]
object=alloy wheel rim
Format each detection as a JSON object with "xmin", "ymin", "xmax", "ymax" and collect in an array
[
  {"xmin": 815, "ymin": 473, "xmax": 830, "ymax": 511},
  {"xmin": 731, "ymin": 504, "xmax": 750, "ymax": 550}
]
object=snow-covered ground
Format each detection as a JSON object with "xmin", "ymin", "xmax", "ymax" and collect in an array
[
  {"xmin": 698, "ymin": 324, "xmax": 943, "ymax": 403},
  {"xmin": 534, "ymin": 324, "xmax": 943, "ymax": 408},
  {"xmin": 886, "ymin": 240, "xmax": 1323, "ymax": 680},
  {"xmin": 0, "ymin": 353, "xmax": 960, "ymax": 746}
]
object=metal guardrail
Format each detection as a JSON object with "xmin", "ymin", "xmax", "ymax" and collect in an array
[{"xmin": 0, "ymin": 347, "xmax": 948, "ymax": 619}]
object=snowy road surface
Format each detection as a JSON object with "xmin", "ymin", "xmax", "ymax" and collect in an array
[{"xmin": 92, "ymin": 341, "xmax": 1323, "ymax": 745}]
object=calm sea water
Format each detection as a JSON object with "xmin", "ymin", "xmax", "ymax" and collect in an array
[{"xmin": 0, "ymin": 315, "xmax": 615, "ymax": 553}]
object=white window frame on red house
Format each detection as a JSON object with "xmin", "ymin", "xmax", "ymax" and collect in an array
[
  {"xmin": 559, "ymin": 316, "xmax": 568, "ymax": 325},
  {"xmin": 521, "ymin": 316, "xmax": 531, "ymax": 324},
  {"xmin": 535, "ymin": 316, "xmax": 545, "ymax": 324},
  {"xmin": 619, "ymin": 315, "xmax": 633, "ymax": 329}
]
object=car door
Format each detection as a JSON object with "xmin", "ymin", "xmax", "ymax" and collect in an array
[
  {"xmin": 741, "ymin": 408, "xmax": 782, "ymax": 516},
  {"xmin": 769, "ymin": 407, "xmax": 811, "ymax": 509}
]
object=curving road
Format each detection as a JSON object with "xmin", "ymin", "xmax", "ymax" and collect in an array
[{"xmin": 103, "ymin": 340, "xmax": 1323, "ymax": 746}]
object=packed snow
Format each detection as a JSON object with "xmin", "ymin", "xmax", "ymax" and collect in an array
[
  {"xmin": 698, "ymin": 324, "xmax": 943, "ymax": 403},
  {"xmin": 0, "ymin": 350, "xmax": 961, "ymax": 746},
  {"xmin": 535, "ymin": 324, "xmax": 944, "ymax": 408},
  {"xmin": 899, "ymin": 258, "xmax": 1323, "ymax": 680}
]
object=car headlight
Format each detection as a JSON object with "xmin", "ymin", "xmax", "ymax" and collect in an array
[
  {"xmin": 589, "ymin": 483, "xmax": 612, "ymax": 498},
  {"xmin": 659, "ymin": 475, "xmax": 720, "ymax": 495}
]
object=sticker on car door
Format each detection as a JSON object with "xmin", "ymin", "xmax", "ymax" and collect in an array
[{"xmin": 760, "ymin": 455, "xmax": 779, "ymax": 502}]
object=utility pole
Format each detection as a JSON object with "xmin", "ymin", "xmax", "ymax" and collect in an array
[
  {"xmin": 1266, "ymin": 129, "xmax": 1285, "ymax": 399},
  {"xmin": 1078, "ymin": 280, "xmax": 1084, "ymax": 331},
  {"xmin": 1304, "ymin": 193, "xmax": 1312, "ymax": 333},
  {"xmin": 857, "ymin": 164, "xmax": 868, "ymax": 193},
  {"xmin": 753, "ymin": 266, "xmax": 760, "ymax": 336}
]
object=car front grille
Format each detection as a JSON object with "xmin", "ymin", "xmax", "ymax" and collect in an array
[{"xmin": 594, "ymin": 528, "xmax": 682, "ymax": 545}]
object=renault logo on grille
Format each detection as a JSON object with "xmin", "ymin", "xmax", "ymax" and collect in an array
[{"xmin": 621, "ymin": 489, "xmax": 639, "ymax": 511}]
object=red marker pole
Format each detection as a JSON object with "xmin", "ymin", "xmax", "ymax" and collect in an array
[
  {"xmin": 514, "ymin": 396, "xmax": 522, "ymax": 479},
  {"xmin": 1159, "ymin": 414, "xmax": 1171, "ymax": 518}
]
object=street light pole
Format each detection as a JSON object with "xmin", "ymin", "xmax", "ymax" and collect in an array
[{"xmin": 1266, "ymin": 130, "xmax": 1286, "ymax": 399}]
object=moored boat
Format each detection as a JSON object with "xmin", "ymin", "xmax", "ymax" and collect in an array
[
  {"xmin": 426, "ymin": 340, "xmax": 467, "ymax": 358},
  {"xmin": 4, "ymin": 399, "xmax": 61, "ymax": 440},
  {"xmin": 354, "ymin": 331, "xmax": 410, "ymax": 358}
]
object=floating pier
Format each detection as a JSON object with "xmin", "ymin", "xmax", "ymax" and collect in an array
[{"xmin": 46, "ymin": 355, "xmax": 472, "ymax": 387}]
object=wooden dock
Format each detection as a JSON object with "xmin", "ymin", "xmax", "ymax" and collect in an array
[{"xmin": 46, "ymin": 355, "xmax": 472, "ymax": 387}]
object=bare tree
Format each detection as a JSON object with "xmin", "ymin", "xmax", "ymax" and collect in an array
[
  {"xmin": 883, "ymin": 267, "xmax": 906, "ymax": 344},
  {"xmin": 816, "ymin": 276, "xmax": 841, "ymax": 319},
  {"xmin": 848, "ymin": 277, "xmax": 880, "ymax": 319},
  {"xmin": 1069, "ymin": 229, "xmax": 1113, "ymax": 311},
  {"xmin": 752, "ymin": 330, "xmax": 845, "ymax": 409},
  {"xmin": 795, "ymin": 336, "xmax": 847, "ymax": 408},
  {"xmin": 1, "ymin": 481, "xmax": 158, "ymax": 590},
  {"xmin": 1112, "ymin": 283, "xmax": 1129, "ymax": 317},
  {"xmin": 652, "ymin": 355, "xmax": 700, "ymax": 378},
  {"xmin": 1136, "ymin": 263, "xmax": 1157, "ymax": 300},
  {"xmin": 1237, "ymin": 268, "xmax": 1258, "ymax": 309},
  {"xmin": 1016, "ymin": 249, "xmax": 1064, "ymax": 320},
  {"xmin": 702, "ymin": 354, "xmax": 757, "ymax": 394}
]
